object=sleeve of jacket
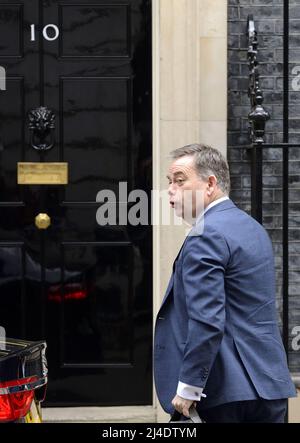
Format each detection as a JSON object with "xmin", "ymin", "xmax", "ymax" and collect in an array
[{"xmin": 179, "ymin": 225, "xmax": 230, "ymax": 388}]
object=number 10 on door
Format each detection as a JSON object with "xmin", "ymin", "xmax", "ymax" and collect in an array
[{"xmin": 30, "ymin": 24, "xmax": 60, "ymax": 42}]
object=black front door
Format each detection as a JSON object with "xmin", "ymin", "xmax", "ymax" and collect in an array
[{"xmin": 0, "ymin": 0, "xmax": 152, "ymax": 406}]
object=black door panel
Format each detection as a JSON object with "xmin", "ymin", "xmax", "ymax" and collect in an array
[{"xmin": 0, "ymin": 0, "xmax": 152, "ymax": 406}]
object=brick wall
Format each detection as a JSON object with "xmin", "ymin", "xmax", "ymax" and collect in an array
[{"xmin": 228, "ymin": 0, "xmax": 300, "ymax": 372}]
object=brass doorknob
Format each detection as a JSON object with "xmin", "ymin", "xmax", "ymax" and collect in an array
[{"xmin": 35, "ymin": 213, "xmax": 51, "ymax": 230}]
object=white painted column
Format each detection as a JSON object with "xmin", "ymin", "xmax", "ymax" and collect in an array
[{"xmin": 152, "ymin": 0, "xmax": 228, "ymax": 423}]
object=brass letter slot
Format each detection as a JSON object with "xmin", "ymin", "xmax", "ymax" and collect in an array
[{"xmin": 17, "ymin": 162, "xmax": 68, "ymax": 185}]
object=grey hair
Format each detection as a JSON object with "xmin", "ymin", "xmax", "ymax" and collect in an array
[{"xmin": 169, "ymin": 143, "xmax": 231, "ymax": 195}]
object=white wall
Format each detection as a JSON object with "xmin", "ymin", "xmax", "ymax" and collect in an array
[{"xmin": 152, "ymin": 0, "xmax": 228, "ymax": 422}]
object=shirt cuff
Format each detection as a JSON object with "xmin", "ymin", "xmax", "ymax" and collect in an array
[{"xmin": 177, "ymin": 381, "xmax": 205, "ymax": 401}]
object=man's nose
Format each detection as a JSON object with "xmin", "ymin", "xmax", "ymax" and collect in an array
[{"xmin": 168, "ymin": 184, "xmax": 176, "ymax": 196}]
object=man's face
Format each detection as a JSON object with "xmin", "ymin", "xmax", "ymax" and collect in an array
[{"xmin": 167, "ymin": 155, "xmax": 209, "ymax": 223}]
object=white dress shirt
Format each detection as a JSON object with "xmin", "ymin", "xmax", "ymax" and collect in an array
[{"xmin": 176, "ymin": 195, "xmax": 229, "ymax": 402}]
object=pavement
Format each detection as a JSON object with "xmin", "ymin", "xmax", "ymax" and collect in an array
[{"xmin": 42, "ymin": 406, "xmax": 157, "ymax": 423}]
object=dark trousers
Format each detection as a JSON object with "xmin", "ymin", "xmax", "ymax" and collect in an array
[{"xmin": 198, "ymin": 399, "xmax": 288, "ymax": 423}]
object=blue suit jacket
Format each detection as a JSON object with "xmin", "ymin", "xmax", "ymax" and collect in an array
[{"xmin": 154, "ymin": 199, "xmax": 296, "ymax": 413}]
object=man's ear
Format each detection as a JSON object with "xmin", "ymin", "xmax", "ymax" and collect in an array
[{"xmin": 207, "ymin": 175, "xmax": 218, "ymax": 194}]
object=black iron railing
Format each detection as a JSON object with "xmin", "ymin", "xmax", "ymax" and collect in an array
[{"xmin": 247, "ymin": 8, "xmax": 300, "ymax": 371}]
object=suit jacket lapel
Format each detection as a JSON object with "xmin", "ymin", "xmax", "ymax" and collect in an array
[{"xmin": 161, "ymin": 236, "xmax": 188, "ymax": 306}]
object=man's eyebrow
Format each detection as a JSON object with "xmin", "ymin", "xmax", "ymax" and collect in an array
[{"xmin": 167, "ymin": 172, "xmax": 186, "ymax": 179}]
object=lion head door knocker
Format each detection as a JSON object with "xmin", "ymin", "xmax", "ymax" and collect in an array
[{"xmin": 28, "ymin": 106, "xmax": 55, "ymax": 151}]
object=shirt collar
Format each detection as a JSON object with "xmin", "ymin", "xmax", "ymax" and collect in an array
[
  {"xmin": 204, "ymin": 195, "xmax": 230, "ymax": 215},
  {"xmin": 193, "ymin": 195, "xmax": 230, "ymax": 227}
]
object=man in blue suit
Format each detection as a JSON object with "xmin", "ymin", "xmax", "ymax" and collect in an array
[{"xmin": 154, "ymin": 144, "xmax": 297, "ymax": 423}]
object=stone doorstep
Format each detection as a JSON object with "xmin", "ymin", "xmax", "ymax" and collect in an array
[
  {"xmin": 42, "ymin": 400, "xmax": 300, "ymax": 423},
  {"xmin": 42, "ymin": 406, "xmax": 157, "ymax": 423}
]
